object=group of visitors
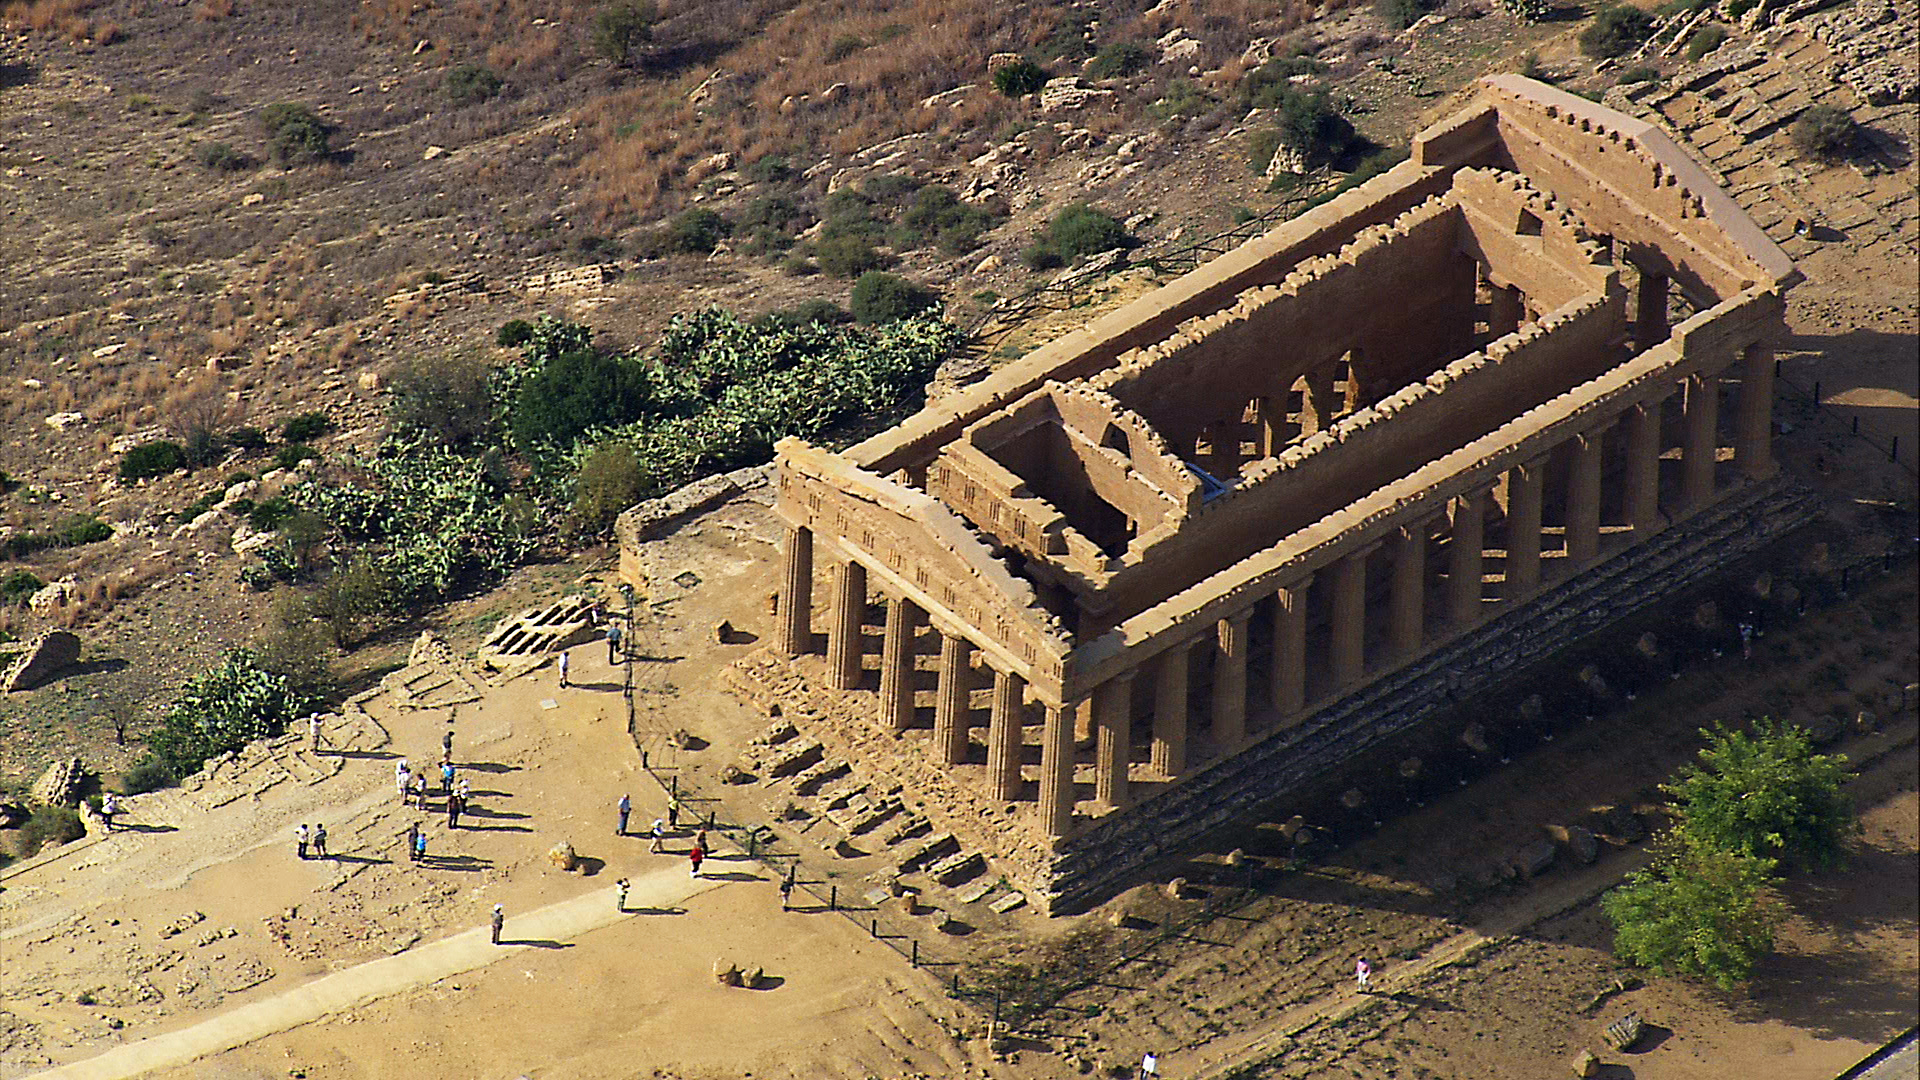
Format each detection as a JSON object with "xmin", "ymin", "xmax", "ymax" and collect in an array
[{"xmin": 293, "ymin": 822, "xmax": 329, "ymax": 859}]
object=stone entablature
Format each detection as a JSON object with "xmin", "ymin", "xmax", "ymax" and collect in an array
[{"xmin": 717, "ymin": 76, "xmax": 1802, "ymax": 913}]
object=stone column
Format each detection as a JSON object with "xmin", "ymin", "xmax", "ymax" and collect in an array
[
  {"xmin": 1736, "ymin": 344, "xmax": 1775, "ymax": 479},
  {"xmin": 878, "ymin": 596, "xmax": 920, "ymax": 731},
  {"xmin": 1212, "ymin": 611, "xmax": 1251, "ymax": 748},
  {"xmin": 1389, "ymin": 523, "xmax": 1427, "ymax": 657},
  {"xmin": 1682, "ymin": 371, "xmax": 1719, "ymax": 510},
  {"xmin": 1330, "ymin": 549, "xmax": 1368, "ymax": 687},
  {"xmin": 1299, "ymin": 368, "xmax": 1340, "ymax": 436},
  {"xmin": 1039, "ymin": 703, "xmax": 1076, "ymax": 837},
  {"xmin": 1625, "ymin": 397, "xmax": 1665, "ymax": 534},
  {"xmin": 827, "ymin": 560, "xmax": 867, "ymax": 691},
  {"xmin": 1150, "ymin": 643, "xmax": 1189, "ymax": 779},
  {"xmin": 1094, "ymin": 674, "xmax": 1133, "ymax": 811},
  {"xmin": 1271, "ymin": 578, "xmax": 1311, "ymax": 715},
  {"xmin": 1505, "ymin": 458, "xmax": 1545, "ymax": 594},
  {"xmin": 987, "ymin": 668, "xmax": 1026, "ymax": 801},
  {"xmin": 777, "ymin": 525, "xmax": 814, "ymax": 657},
  {"xmin": 1447, "ymin": 489, "xmax": 1485, "ymax": 625},
  {"xmin": 1489, "ymin": 285, "xmax": 1524, "ymax": 338},
  {"xmin": 933, "ymin": 631, "xmax": 972, "ymax": 765},
  {"xmin": 1635, "ymin": 269, "xmax": 1670, "ymax": 347},
  {"xmin": 1566, "ymin": 431, "xmax": 1604, "ymax": 566},
  {"xmin": 1257, "ymin": 395, "xmax": 1284, "ymax": 457}
]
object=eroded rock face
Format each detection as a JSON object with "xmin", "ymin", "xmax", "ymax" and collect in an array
[{"xmin": 4, "ymin": 630, "xmax": 82, "ymax": 693}]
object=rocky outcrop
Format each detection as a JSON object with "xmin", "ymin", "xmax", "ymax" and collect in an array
[{"xmin": 4, "ymin": 629, "xmax": 82, "ymax": 692}]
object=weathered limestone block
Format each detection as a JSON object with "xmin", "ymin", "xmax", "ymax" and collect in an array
[
  {"xmin": 929, "ymin": 850, "xmax": 986, "ymax": 886},
  {"xmin": 713, "ymin": 958, "xmax": 742, "ymax": 986},
  {"xmin": 765, "ymin": 738, "xmax": 824, "ymax": 779},
  {"xmin": 4, "ymin": 630, "xmax": 81, "ymax": 692},
  {"xmin": 1512, "ymin": 838, "xmax": 1558, "ymax": 878},
  {"xmin": 1571, "ymin": 1049, "xmax": 1600, "ymax": 1078},
  {"xmin": 30, "ymin": 757, "xmax": 86, "ymax": 806}
]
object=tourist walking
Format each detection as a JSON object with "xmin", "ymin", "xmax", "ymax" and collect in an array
[
  {"xmin": 457, "ymin": 777, "xmax": 471, "ymax": 807},
  {"xmin": 414, "ymin": 830, "xmax": 429, "ymax": 862},
  {"xmin": 441, "ymin": 760, "xmax": 456, "ymax": 795},
  {"xmin": 442, "ymin": 727, "xmax": 454, "ymax": 761},
  {"xmin": 616, "ymin": 793, "xmax": 631, "ymax": 836},
  {"xmin": 309, "ymin": 713, "xmax": 324, "ymax": 753},
  {"xmin": 668, "ymin": 795, "xmax": 681, "ymax": 829},
  {"xmin": 693, "ymin": 829, "xmax": 708, "ymax": 856},
  {"xmin": 615, "ymin": 878, "xmax": 630, "ymax": 913},
  {"xmin": 411, "ymin": 773, "xmax": 428, "ymax": 808},
  {"xmin": 100, "ymin": 794, "xmax": 117, "ymax": 830},
  {"xmin": 649, "ymin": 819, "xmax": 666, "ymax": 853},
  {"xmin": 689, "ymin": 844, "xmax": 705, "ymax": 878},
  {"xmin": 779, "ymin": 873, "xmax": 794, "ymax": 912},
  {"xmin": 395, "ymin": 760, "xmax": 411, "ymax": 801},
  {"xmin": 558, "ymin": 651, "xmax": 571, "ymax": 688},
  {"xmin": 606, "ymin": 623, "xmax": 623, "ymax": 665},
  {"xmin": 447, "ymin": 790, "xmax": 463, "ymax": 829},
  {"xmin": 313, "ymin": 823, "xmax": 328, "ymax": 859},
  {"xmin": 295, "ymin": 823, "xmax": 310, "ymax": 860},
  {"xmin": 407, "ymin": 822, "xmax": 421, "ymax": 862},
  {"xmin": 490, "ymin": 904, "xmax": 505, "ymax": 945},
  {"xmin": 1355, "ymin": 957, "xmax": 1372, "ymax": 993}
]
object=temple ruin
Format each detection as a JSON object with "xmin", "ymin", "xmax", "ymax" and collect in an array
[{"xmin": 685, "ymin": 76, "xmax": 1810, "ymax": 913}]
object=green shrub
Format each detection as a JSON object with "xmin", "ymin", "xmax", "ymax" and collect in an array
[
  {"xmin": 1724, "ymin": 0, "xmax": 1759, "ymax": 16},
  {"xmin": 825, "ymin": 33, "xmax": 865, "ymax": 63},
  {"xmin": 1668, "ymin": 718, "xmax": 1858, "ymax": 871},
  {"xmin": 593, "ymin": 0, "xmax": 657, "ymax": 67},
  {"xmin": 993, "ymin": 59, "xmax": 1049, "ymax": 99},
  {"xmin": 17, "ymin": 806, "xmax": 85, "ymax": 854},
  {"xmin": 1684, "ymin": 23, "xmax": 1727, "ymax": 61},
  {"xmin": 509, "ymin": 348, "xmax": 652, "ymax": 451},
  {"xmin": 248, "ymin": 495, "xmax": 295, "ymax": 532},
  {"xmin": 275, "ymin": 444, "xmax": 319, "ymax": 471},
  {"xmin": 752, "ymin": 299, "xmax": 851, "ymax": 332},
  {"xmin": 1377, "ymin": 0, "xmax": 1435, "ymax": 29},
  {"xmin": 814, "ymin": 235, "xmax": 889, "ymax": 278},
  {"xmin": 120, "ymin": 441, "xmax": 187, "ymax": 480},
  {"xmin": 227, "ymin": 426, "xmax": 268, "ymax": 451},
  {"xmin": 184, "ymin": 426, "xmax": 224, "ymax": 468},
  {"xmin": 389, "ymin": 350, "xmax": 495, "ymax": 451},
  {"xmin": 1603, "ymin": 844, "xmax": 1779, "ymax": 990},
  {"xmin": 281, "ymin": 411, "xmax": 330, "ymax": 444},
  {"xmin": 260, "ymin": 103, "xmax": 331, "ymax": 164},
  {"xmin": 1047, "ymin": 203, "xmax": 1128, "ymax": 260},
  {"xmin": 1248, "ymin": 129, "xmax": 1284, "ymax": 174},
  {"xmin": 861, "ymin": 173, "xmax": 922, "ymax": 205},
  {"xmin": 4, "ymin": 515, "xmax": 114, "ymax": 558},
  {"xmin": 1, "ymin": 569, "xmax": 43, "ymax": 606},
  {"xmin": 227, "ymin": 497, "xmax": 256, "ymax": 518},
  {"xmin": 1022, "ymin": 243, "xmax": 1066, "ymax": 271},
  {"xmin": 572, "ymin": 441, "xmax": 645, "ymax": 534},
  {"xmin": 739, "ymin": 194, "xmax": 807, "ymax": 236},
  {"xmin": 496, "ymin": 319, "xmax": 536, "ymax": 347},
  {"xmin": 1792, "ymin": 104, "xmax": 1858, "ymax": 160},
  {"xmin": 175, "ymin": 492, "xmax": 220, "ymax": 525},
  {"xmin": 446, "ymin": 63, "xmax": 502, "ymax": 106},
  {"xmin": 896, "ymin": 185, "xmax": 999, "ymax": 254},
  {"xmin": 1618, "ymin": 66, "xmax": 1662, "ymax": 85},
  {"xmin": 1581, "ymin": 5, "xmax": 1655, "ymax": 59},
  {"xmin": 145, "ymin": 649, "xmax": 314, "ymax": 779},
  {"xmin": 310, "ymin": 560, "xmax": 391, "ymax": 646},
  {"xmin": 197, "ymin": 141, "xmax": 250, "ymax": 172},
  {"xmin": 850, "ymin": 272, "xmax": 938, "ymax": 325},
  {"xmin": 1242, "ymin": 56, "xmax": 1329, "ymax": 108},
  {"xmin": 1500, "ymin": 0, "xmax": 1555, "ymax": 21},
  {"xmin": 1280, "ymin": 89, "xmax": 1357, "ymax": 168},
  {"xmin": 667, "ymin": 208, "xmax": 730, "ymax": 254},
  {"xmin": 1151, "ymin": 79, "xmax": 1212, "ymax": 122},
  {"xmin": 744, "ymin": 154, "xmax": 792, "ymax": 184},
  {"xmin": 1087, "ymin": 41, "xmax": 1149, "ymax": 79},
  {"xmin": 120, "ymin": 758, "xmax": 178, "ymax": 795}
]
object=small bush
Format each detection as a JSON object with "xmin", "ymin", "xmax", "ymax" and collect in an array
[
  {"xmin": 897, "ymin": 185, "xmax": 998, "ymax": 254},
  {"xmin": 120, "ymin": 758, "xmax": 178, "ymax": 795},
  {"xmin": 1021, "ymin": 243, "xmax": 1066, "ymax": 271},
  {"xmin": 197, "ymin": 141, "xmax": 250, "ymax": 172},
  {"xmin": 1087, "ymin": 41, "xmax": 1149, "ymax": 79},
  {"xmin": 17, "ymin": 806, "xmax": 85, "ymax": 854},
  {"xmin": 184, "ymin": 426, "xmax": 224, "ymax": 468},
  {"xmin": 175, "ymin": 492, "xmax": 220, "ymax": 525},
  {"xmin": 496, "ymin": 319, "xmax": 536, "ymax": 347},
  {"xmin": 510, "ymin": 348, "xmax": 651, "ymax": 451},
  {"xmin": 281, "ymin": 411, "xmax": 331, "ymax": 443},
  {"xmin": 249, "ymin": 495, "xmax": 295, "ymax": 532},
  {"xmin": 814, "ymin": 235, "xmax": 889, "ymax": 278},
  {"xmin": 226, "ymin": 426, "xmax": 268, "ymax": 450},
  {"xmin": 260, "ymin": 103, "xmax": 331, "ymax": 164},
  {"xmin": 572, "ymin": 441, "xmax": 645, "ymax": 534},
  {"xmin": 58, "ymin": 515, "xmax": 112, "ymax": 546},
  {"xmin": 389, "ymin": 349, "xmax": 495, "ymax": 451},
  {"xmin": 752, "ymin": 299, "xmax": 851, "ymax": 331},
  {"xmin": 1377, "ymin": 0, "xmax": 1436, "ymax": 29},
  {"xmin": 744, "ymin": 154, "xmax": 792, "ymax": 184},
  {"xmin": 1618, "ymin": 66, "xmax": 1662, "ymax": 85},
  {"xmin": 861, "ymin": 173, "xmax": 922, "ymax": 205},
  {"xmin": 1, "ymin": 569, "xmax": 43, "ymax": 606},
  {"xmin": 120, "ymin": 441, "xmax": 187, "ymax": 480},
  {"xmin": 1581, "ymin": 5, "xmax": 1656, "ymax": 59},
  {"xmin": 1248, "ymin": 129, "xmax": 1284, "ymax": 175},
  {"xmin": 1684, "ymin": 23, "xmax": 1727, "ymax": 61},
  {"xmin": 850, "ymin": 272, "xmax": 938, "ymax": 325},
  {"xmin": 1151, "ymin": 79, "xmax": 1212, "ymax": 122},
  {"xmin": 739, "ymin": 194, "xmax": 806, "ymax": 235},
  {"xmin": 1792, "ymin": 104, "xmax": 1858, "ymax": 160},
  {"xmin": 825, "ymin": 34, "xmax": 865, "ymax": 63},
  {"xmin": 311, "ymin": 561, "xmax": 391, "ymax": 646},
  {"xmin": 993, "ymin": 59, "xmax": 1049, "ymax": 99},
  {"xmin": 1048, "ymin": 203, "xmax": 1128, "ymax": 260},
  {"xmin": 593, "ymin": 0, "xmax": 657, "ymax": 67},
  {"xmin": 446, "ymin": 63, "xmax": 502, "ymax": 106},
  {"xmin": 1500, "ymin": 0, "xmax": 1555, "ymax": 20},
  {"xmin": 275, "ymin": 444, "xmax": 319, "ymax": 471},
  {"xmin": 666, "ymin": 208, "xmax": 729, "ymax": 254}
]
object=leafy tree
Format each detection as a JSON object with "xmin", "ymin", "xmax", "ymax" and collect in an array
[
  {"xmin": 593, "ymin": 0, "xmax": 657, "ymax": 67},
  {"xmin": 993, "ymin": 59, "xmax": 1048, "ymax": 99},
  {"xmin": 1792, "ymin": 104, "xmax": 1858, "ymax": 160},
  {"xmin": 260, "ymin": 103, "xmax": 331, "ymax": 164},
  {"xmin": 572, "ymin": 440, "xmax": 644, "ymax": 534},
  {"xmin": 145, "ymin": 649, "xmax": 314, "ymax": 779},
  {"xmin": 1580, "ymin": 5, "xmax": 1655, "ymax": 59},
  {"xmin": 309, "ymin": 560, "xmax": 391, "ymax": 646},
  {"xmin": 197, "ymin": 142, "xmax": 251, "ymax": 172},
  {"xmin": 254, "ymin": 591, "xmax": 336, "ymax": 693},
  {"xmin": 850, "ymin": 272, "xmax": 937, "ymax": 325},
  {"xmin": 1603, "ymin": 844, "xmax": 1779, "ymax": 990},
  {"xmin": 388, "ymin": 350, "xmax": 496, "ymax": 451},
  {"xmin": 1668, "ymin": 718, "xmax": 1858, "ymax": 871},
  {"xmin": 509, "ymin": 348, "xmax": 652, "ymax": 451},
  {"xmin": 496, "ymin": 319, "xmax": 536, "ymax": 347},
  {"xmin": 446, "ymin": 63, "xmax": 502, "ymax": 106}
]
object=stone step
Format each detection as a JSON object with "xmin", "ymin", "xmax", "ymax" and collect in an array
[
  {"xmin": 793, "ymin": 759, "xmax": 851, "ymax": 796},
  {"xmin": 897, "ymin": 832, "xmax": 959, "ymax": 872},
  {"xmin": 765, "ymin": 738, "xmax": 824, "ymax": 779},
  {"xmin": 927, "ymin": 850, "xmax": 986, "ymax": 887}
]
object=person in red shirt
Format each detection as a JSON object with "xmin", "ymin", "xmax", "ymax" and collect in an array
[{"xmin": 689, "ymin": 845, "xmax": 705, "ymax": 878}]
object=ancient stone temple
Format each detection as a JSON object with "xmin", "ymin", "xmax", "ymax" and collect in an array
[{"xmin": 752, "ymin": 76, "xmax": 1805, "ymax": 912}]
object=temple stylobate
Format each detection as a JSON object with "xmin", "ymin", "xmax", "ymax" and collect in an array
[{"xmin": 755, "ymin": 75, "xmax": 1804, "ymax": 913}]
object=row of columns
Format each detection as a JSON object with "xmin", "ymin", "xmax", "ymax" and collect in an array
[{"xmin": 772, "ymin": 336, "xmax": 1774, "ymax": 839}]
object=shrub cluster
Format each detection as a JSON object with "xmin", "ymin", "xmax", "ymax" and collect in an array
[
  {"xmin": 196, "ymin": 141, "xmax": 251, "ymax": 172},
  {"xmin": 120, "ymin": 440, "xmax": 187, "ymax": 480},
  {"xmin": 1684, "ymin": 23, "xmax": 1728, "ymax": 61},
  {"xmin": 141, "ymin": 649, "xmax": 314, "ymax": 780},
  {"xmin": 4, "ymin": 515, "xmax": 114, "ymax": 559},
  {"xmin": 1, "ymin": 568, "xmax": 43, "ymax": 605},
  {"xmin": 1087, "ymin": 41, "xmax": 1149, "ymax": 79},
  {"xmin": 281, "ymin": 411, "xmax": 331, "ymax": 443},
  {"xmin": 1580, "ymin": 5, "xmax": 1655, "ymax": 59},
  {"xmin": 260, "ymin": 103, "xmax": 331, "ymax": 164},
  {"xmin": 1792, "ymin": 104, "xmax": 1858, "ymax": 160},
  {"xmin": 446, "ymin": 63, "xmax": 502, "ymax": 105},
  {"xmin": 850, "ymin": 272, "xmax": 938, "ymax": 325},
  {"xmin": 1023, "ymin": 203, "xmax": 1128, "ymax": 270},
  {"xmin": 993, "ymin": 59, "xmax": 1048, "ymax": 99}
]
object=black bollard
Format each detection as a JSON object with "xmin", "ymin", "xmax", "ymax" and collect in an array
[
  {"xmin": 871, "ymin": 918, "xmax": 879, "ymax": 938},
  {"xmin": 1892, "ymin": 436, "xmax": 1900, "ymax": 463},
  {"xmin": 829, "ymin": 885, "xmax": 837, "ymax": 912},
  {"xmin": 911, "ymin": 940, "xmax": 919, "ymax": 968},
  {"xmin": 1813, "ymin": 380, "xmax": 1822, "ymax": 404},
  {"xmin": 1852, "ymin": 416, "xmax": 1860, "ymax": 434}
]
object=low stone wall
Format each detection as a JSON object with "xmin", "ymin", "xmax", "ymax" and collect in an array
[{"xmin": 1042, "ymin": 474, "xmax": 1819, "ymax": 913}]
